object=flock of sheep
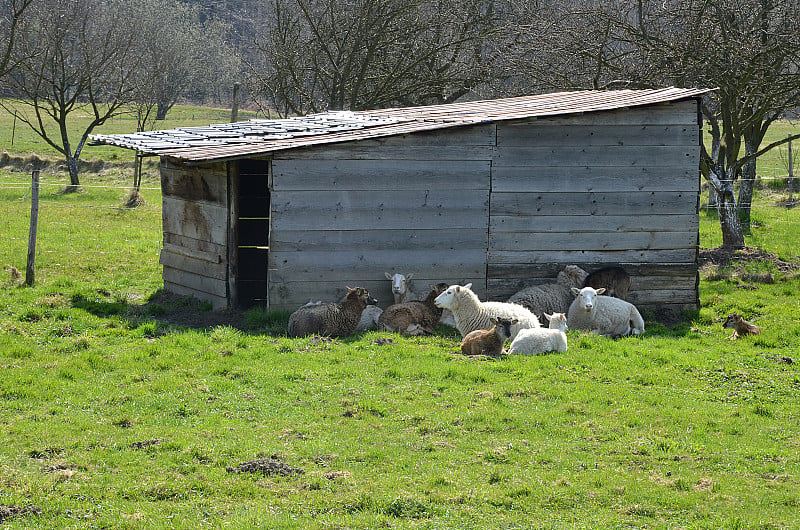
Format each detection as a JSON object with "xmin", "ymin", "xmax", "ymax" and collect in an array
[{"xmin": 287, "ymin": 265, "xmax": 646, "ymax": 356}]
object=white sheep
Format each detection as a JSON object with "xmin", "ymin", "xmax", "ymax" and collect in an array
[
  {"xmin": 385, "ymin": 271, "xmax": 456, "ymax": 328},
  {"xmin": 567, "ymin": 286, "xmax": 645, "ymax": 338},
  {"xmin": 507, "ymin": 312, "xmax": 568, "ymax": 355},
  {"xmin": 433, "ymin": 283, "xmax": 540, "ymax": 340},
  {"xmin": 507, "ymin": 265, "xmax": 588, "ymax": 319},
  {"xmin": 355, "ymin": 305, "xmax": 383, "ymax": 331}
]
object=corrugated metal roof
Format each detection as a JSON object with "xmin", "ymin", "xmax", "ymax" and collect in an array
[{"xmin": 89, "ymin": 87, "xmax": 710, "ymax": 162}]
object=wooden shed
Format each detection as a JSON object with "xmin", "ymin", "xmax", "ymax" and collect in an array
[{"xmin": 91, "ymin": 88, "xmax": 709, "ymax": 320}]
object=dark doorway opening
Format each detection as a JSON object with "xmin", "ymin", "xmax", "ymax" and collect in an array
[{"xmin": 236, "ymin": 159, "xmax": 270, "ymax": 307}]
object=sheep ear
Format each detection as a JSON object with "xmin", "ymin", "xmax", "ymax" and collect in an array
[
  {"xmin": 544, "ymin": 313, "xmax": 552, "ymax": 320},
  {"xmin": 385, "ymin": 272, "xmax": 392, "ymax": 280},
  {"xmin": 406, "ymin": 273, "xmax": 413, "ymax": 280},
  {"xmin": 464, "ymin": 282, "xmax": 472, "ymax": 290},
  {"xmin": 429, "ymin": 284, "xmax": 436, "ymax": 290},
  {"xmin": 596, "ymin": 288, "xmax": 606, "ymax": 295},
  {"xmin": 571, "ymin": 287, "xmax": 580, "ymax": 295}
]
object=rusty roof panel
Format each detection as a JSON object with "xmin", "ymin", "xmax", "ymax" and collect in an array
[{"xmin": 89, "ymin": 88, "xmax": 710, "ymax": 162}]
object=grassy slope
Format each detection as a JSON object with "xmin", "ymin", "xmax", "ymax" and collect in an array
[{"xmin": 0, "ymin": 106, "xmax": 799, "ymax": 528}]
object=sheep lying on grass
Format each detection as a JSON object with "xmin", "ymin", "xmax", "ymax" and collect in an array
[
  {"xmin": 355, "ymin": 305, "xmax": 383, "ymax": 331},
  {"xmin": 288, "ymin": 287, "xmax": 378, "ymax": 337},
  {"xmin": 460, "ymin": 317, "xmax": 517, "ymax": 357},
  {"xmin": 567, "ymin": 286, "xmax": 645, "ymax": 338},
  {"xmin": 583, "ymin": 266, "xmax": 631, "ymax": 300},
  {"xmin": 378, "ymin": 283, "xmax": 448, "ymax": 335},
  {"xmin": 385, "ymin": 271, "xmax": 456, "ymax": 327},
  {"xmin": 434, "ymin": 283, "xmax": 540, "ymax": 340},
  {"xmin": 508, "ymin": 312, "xmax": 568, "ymax": 355},
  {"xmin": 507, "ymin": 265, "xmax": 588, "ymax": 319}
]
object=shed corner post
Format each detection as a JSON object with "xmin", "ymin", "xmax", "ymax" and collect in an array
[{"xmin": 227, "ymin": 160, "xmax": 240, "ymax": 308}]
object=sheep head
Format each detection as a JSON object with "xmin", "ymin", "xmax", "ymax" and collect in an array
[
  {"xmin": 570, "ymin": 287, "xmax": 606, "ymax": 313},
  {"xmin": 434, "ymin": 283, "xmax": 472, "ymax": 311}
]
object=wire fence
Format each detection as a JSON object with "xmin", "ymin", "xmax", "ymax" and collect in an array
[
  {"xmin": 1, "ymin": 166, "xmax": 798, "ymax": 290},
  {"xmin": 0, "ymin": 169, "xmax": 164, "ymax": 291}
]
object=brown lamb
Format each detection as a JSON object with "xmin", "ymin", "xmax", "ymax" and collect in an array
[
  {"xmin": 378, "ymin": 283, "xmax": 448, "ymax": 335},
  {"xmin": 460, "ymin": 317, "xmax": 518, "ymax": 357},
  {"xmin": 287, "ymin": 287, "xmax": 377, "ymax": 337},
  {"xmin": 723, "ymin": 313, "xmax": 761, "ymax": 340}
]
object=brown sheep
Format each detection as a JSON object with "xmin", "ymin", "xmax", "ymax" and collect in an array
[
  {"xmin": 287, "ymin": 287, "xmax": 377, "ymax": 337},
  {"xmin": 460, "ymin": 317, "xmax": 518, "ymax": 357},
  {"xmin": 583, "ymin": 266, "xmax": 631, "ymax": 300},
  {"xmin": 378, "ymin": 283, "xmax": 448, "ymax": 335}
]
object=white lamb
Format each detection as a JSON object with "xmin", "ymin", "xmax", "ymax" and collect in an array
[
  {"xmin": 508, "ymin": 312, "xmax": 568, "ymax": 355},
  {"xmin": 567, "ymin": 286, "xmax": 645, "ymax": 338},
  {"xmin": 507, "ymin": 265, "xmax": 588, "ymax": 319},
  {"xmin": 385, "ymin": 271, "xmax": 456, "ymax": 328},
  {"xmin": 433, "ymin": 283, "xmax": 540, "ymax": 340}
]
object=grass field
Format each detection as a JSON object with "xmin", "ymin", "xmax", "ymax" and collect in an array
[{"xmin": 1, "ymin": 104, "xmax": 800, "ymax": 528}]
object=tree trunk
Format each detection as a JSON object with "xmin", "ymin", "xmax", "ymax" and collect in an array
[
  {"xmin": 713, "ymin": 164, "xmax": 745, "ymax": 249},
  {"xmin": 737, "ymin": 136, "xmax": 758, "ymax": 231},
  {"xmin": 65, "ymin": 154, "xmax": 81, "ymax": 191},
  {"xmin": 156, "ymin": 101, "xmax": 171, "ymax": 120}
]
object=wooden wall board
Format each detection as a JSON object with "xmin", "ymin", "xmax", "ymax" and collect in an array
[
  {"xmin": 163, "ymin": 267, "xmax": 227, "ymax": 298},
  {"xmin": 162, "ymin": 196, "xmax": 229, "ymax": 245},
  {"xmin": 164, "ymin": 280, "xmax": 227, "ymax": 309},
  {"xmin": 489, "ymin": 230, "xmax": 698, "ymax": 252},
  {"xmin": 490, "ymin": 214, "xmax": 699, "ymax": 234},
  {"xmin": 270, "ymin": 228, "xmax": 486, "ymax": 252},
  {"xmin": 497, "ymin": 124, "xmax": 699, "ymax": 147},
  {"xmin": 160, "ymin": 160, "xmax": 227, "ymax": 204},
  {"xmin": 490, "ymin": 165, "xmax": 699, "ymax": 193},
  {"xmin": 490, "ymin": 191, "xmax": 697, "ymax": 217}
]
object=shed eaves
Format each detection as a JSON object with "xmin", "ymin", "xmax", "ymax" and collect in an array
[{"xmin": 89, "ymin": 87, "xmax": 710, "ymax": 162}]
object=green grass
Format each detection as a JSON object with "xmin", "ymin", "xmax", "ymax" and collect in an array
[{"xmin": 1, "ymin": 109, "xmax": 800, "ymax": 528}]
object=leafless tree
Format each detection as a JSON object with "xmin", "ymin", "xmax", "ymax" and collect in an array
[
  {"xmin": 505, "ymin": 0, "xmax": 800, "ymax": 249},
  {"xmin": 0, "ymin": 0, "xmax": 35, "ymax": 79},
  {"xmin": 246, "ymin": 0, "xmax": 503, "ymax": 116},
  {"xmin": 3, "ymin": 0, "xmax": 140, "ymax": 189}
]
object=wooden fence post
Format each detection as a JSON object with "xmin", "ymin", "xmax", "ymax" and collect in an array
[
  {"xmin": 231, "ymin": 83, "xmax": 241, "ymax": 123},
  {"xmin": 25, "ymin": 170, "xmax": 40, "ymax": 286},
  {"xmin": 788, "ymin": 136, "xmax": 794, "ymax": 202}
]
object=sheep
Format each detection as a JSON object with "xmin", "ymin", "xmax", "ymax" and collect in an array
[
  {"xmin": 723, "ymin": 313, "xmax": 760, "ymax": 340},
  {"xmin": 567, "ymin": 286, "xmax": 645, "ymax": 338},
  {"xmin": 378, "ymin": 283, "xmax": 448, "ymax": 335},
  {"xmin": 583, "ymin": 266, "xmax": 631, "ymax": 300},
  {"xmin": 507, "ymin": 312, "xmax": 568, "ymax": 355},
  {"xmin": 507, "ymin": 265, "xmax": 588, "ymax": 319},
  {"xmin": 384, "ymin": 271, "xmax": 457, "ymax": 327},
  {"xmin": 434, "ymin": 283, "xmax": 540, "ymax": 340},
  {"xmin": 287, "ymin": 287, "xmax": 378, "ymax": 337},
  {"xmin": 460, "ymin": 317, "xmax": 518, "ymax": 357},
  {"xmin": 355, "ymin": 304, "xmax": 384, "ymax": 331}
]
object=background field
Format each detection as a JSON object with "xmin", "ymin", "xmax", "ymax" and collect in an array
[{"xmin": 0, "ymin": 106, "xmax": 799, "ymax": 528}]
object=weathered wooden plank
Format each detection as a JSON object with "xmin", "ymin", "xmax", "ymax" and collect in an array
[
  {"xmin": 494, "ymin": 145, "xmax": 696, "ymax": 167},
  {"xmin": 269, "ymin": 249, "xmax": 486, "ymax": 283},
  {"xmin": 164, "ymin": 281, "xmax": 228, "ymax": 309},
  {"xmin": 489, "ymin": 231, "xmax": 698, "ymax": 252},
  {"xmin": 488, "ymin": 262, "xmax": 697, "ymax": 280},
  {"xmin": 163, "ymin": 267, "xmax": 228, "ymax": 298},
  {"xmin": 509, "ymin": 102, "xmax": 698, "ymax": 126},
  {"xmin": 275, "ymin": 144, "xmax": 495, "ymax": 161},
  {"xmin": 497, "ymin": 124, "xmax": 699, "ymax": 147},
  {"xmin": 490, "ymin": 191, "xmax": 697, "ymax": 216},
  {"xmin": 160, "ymin": 161, "xmax": 228, "ymax": 204},
  {"xmin": 270, "ymin": 229, "xmax": 487, "ymax": 252},
  {"xmin": 159, "ymin": 248, "xmax": 227, "ymax": 281},
  {"xmin": 628, "ymin": 289, "xmax": 698, "ymax": 305},
  {"xmin": 268, "ymin": 278, "xmax": 488, "ymax": 312},
  {"xmin": 491, "ymin": 165, "xmax": 700, "ymax": 193},
  {"xmin": 271, "ymin": 159, "xmax": 491, "ymax": 191},
  {"xmin": 163, "ymin": 233, "xmax": 226, "ymax": 261},
  {"xmin": 271, "ymin": 190, "xmax": 489, "ymax": 231},
  {"xmin": 489, "ymin": 249, "xmax": 698, "ymax": 265},
  {"xmin": 162, "ymin": 196, "xmax": 229, "ymax": 245},
  {"xmin": 490, "ymin": 214, "xmax": 699, "ymax": 233}
]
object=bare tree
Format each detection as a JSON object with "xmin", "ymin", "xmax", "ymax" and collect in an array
[
  {"xmin": 247, "ymin": 0, "xmax": 502, "ymax": 116},
  {"xmin": 0, "ymin": 0, "xmax": 35, "ymax": 79},
  {"xmin": 3, "ymin": 0, "xmax": 140, "ymax": 189},
  {"xmin": 505, "ymin": 0, "xmax": 800, "ymax": 249}
]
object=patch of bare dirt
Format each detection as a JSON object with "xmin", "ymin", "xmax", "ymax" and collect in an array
[
  {"xmin": 0, "ymin": 505, "xmax": 41, "ymax": 524},
  {"xmin": 227, "ymin": 458, "xmax": 305, "ymax": 476},
  {"xmin": 699, "ymin": 246, "xmax": 800, "ymax": 274}
]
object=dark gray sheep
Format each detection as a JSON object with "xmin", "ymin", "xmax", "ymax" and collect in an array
[{"xmin": 288, "ymin": 287, "xmax": 377, "ymax": 337}]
